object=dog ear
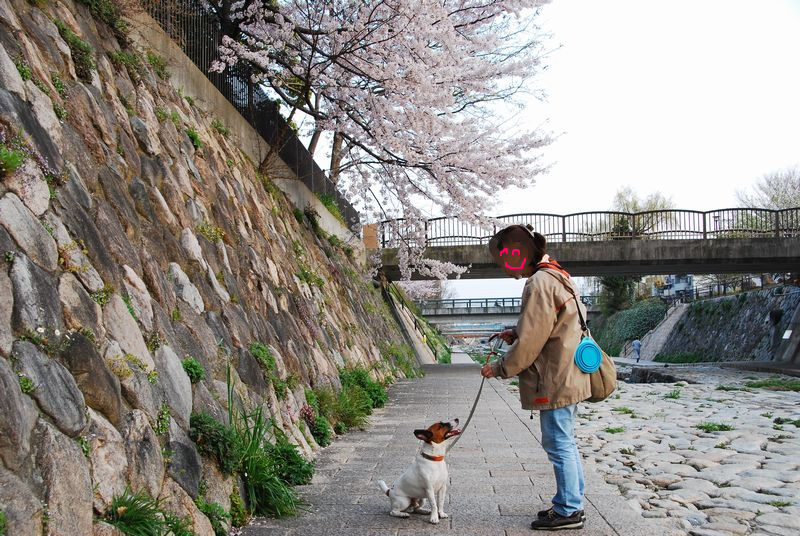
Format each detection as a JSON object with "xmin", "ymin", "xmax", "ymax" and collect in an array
[{"xmin": 414, "ymin": 429, "xmax": 433, "ymax": 442}]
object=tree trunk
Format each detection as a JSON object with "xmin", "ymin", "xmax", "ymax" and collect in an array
[
  {"xmin": 329, "ymin": 131, "xmax": 344, "ymax": 184},
  {"xmin": 308, "ymin": 128, "xmax": 322, "ymax": 155}
]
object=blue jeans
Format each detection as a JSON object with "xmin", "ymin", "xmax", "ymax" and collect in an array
[{"xmin": 540, "ymin": 404, "xmax": 585, "ymax": 516}]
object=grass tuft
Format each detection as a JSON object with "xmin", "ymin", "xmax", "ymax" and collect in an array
[{"xmin": 696, "ymin": 422, "xmax": 735, "ymax": 433}]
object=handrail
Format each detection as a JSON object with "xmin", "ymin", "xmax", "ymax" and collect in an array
[
  {"xmin": 379, "ymin": 207, "xmax": 800, "ymax": 248},
  {"xmin": 419, "ymin": 295, "xmax": 599, "ymax": 309}
]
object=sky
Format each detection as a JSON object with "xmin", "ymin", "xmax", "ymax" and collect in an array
[{"xmin": 446, "ymin": 0, "xmax": 800, "ymax": 298}]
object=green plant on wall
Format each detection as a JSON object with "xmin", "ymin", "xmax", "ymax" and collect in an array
[
  {"xmin": 54, "ymin": 19, "xmax": 96, "ymax": 82},
  {"xmin": 316, "ymin": 193, "xmax": 346, "ymax": 225}
]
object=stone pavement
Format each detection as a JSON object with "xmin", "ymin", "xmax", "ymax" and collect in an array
[{"xmin": 243, "ymin": 364, "xmax": 681, "ymax": 536}]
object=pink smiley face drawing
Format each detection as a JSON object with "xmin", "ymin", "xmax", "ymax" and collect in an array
[{"xmin": 499, "ymin": 247, "xmax": 527, "ymax": 270}]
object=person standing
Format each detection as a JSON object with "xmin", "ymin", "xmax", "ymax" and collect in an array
[
  {"xmin": 632, "ymin": 339, "xmax": 642, "ymax": 363},
  {"xmin": 480, "ymin": 224, "xmax": 590, "ymax": 530}
]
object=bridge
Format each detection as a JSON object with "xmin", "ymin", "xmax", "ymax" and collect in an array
[
  {"xmin": 419, "ymin": 296, "xmax": 601, "ymax": 331},
  {"xmin": 374, "ymin": 208, "xmax": 800, "ymax": 279}
]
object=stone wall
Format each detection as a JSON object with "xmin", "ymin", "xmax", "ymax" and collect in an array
[
  {"xmin": 657, "ymin": 289, "xmax": 800, "ymax": 362},
  {"xmin": 0, "ymin": 0, "xmax": 409, "ymax": 533}
]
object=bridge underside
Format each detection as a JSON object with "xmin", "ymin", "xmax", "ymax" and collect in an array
[{"xmin": 380, "ymin": 238, "xmax": 800, "ymax": 280}]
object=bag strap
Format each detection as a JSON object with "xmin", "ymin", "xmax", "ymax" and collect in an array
[{"xmin": 540, "ymin": 270, "xmax": 589, "ymax": 334}]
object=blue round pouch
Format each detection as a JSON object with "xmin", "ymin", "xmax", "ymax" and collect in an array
[{"xmin": 575, "ymin": 337, "xmax": 603, "ymax": 373}]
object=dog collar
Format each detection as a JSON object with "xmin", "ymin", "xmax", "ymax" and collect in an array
[{"xmin": 421, "ymin": 452, "xmax": 445, "ymax": 462}]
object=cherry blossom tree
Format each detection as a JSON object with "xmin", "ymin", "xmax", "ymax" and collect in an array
[{"xmin": 203, "ymin": 0, "xmax": 552, "ymax": 278}]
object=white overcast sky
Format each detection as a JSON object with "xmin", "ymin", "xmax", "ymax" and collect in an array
[{"xmin": 448, "ymin": 0, "xmax": 800, "ymax": 298}]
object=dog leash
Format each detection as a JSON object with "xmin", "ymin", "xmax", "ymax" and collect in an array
[{"xmin": 446, "ymin": 349, "xmax": 499, "ymax": 452}]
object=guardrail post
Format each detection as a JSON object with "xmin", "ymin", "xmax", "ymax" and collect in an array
[
  {"xmin": 774, "ymin": 211, "xmax": 780, "ymax": 237},
  {"xmin": 702, "ymin": 214, "xmax": 707, "ymax": 239},
  {"xmin": 562, "ymin": 216, "xmax": 567, "ymax": 243},
  {"xmin": 381, "ymin": 223, "xmax": 386, "ymax": 248}
]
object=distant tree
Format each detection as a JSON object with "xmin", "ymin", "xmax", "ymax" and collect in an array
[
  {"xmin": 596, "ymin": 187, "xmax": 675, "ymax": 316},
  {"xmin": 736, "ymin": 167, "xmax": 800, "ymax": 210},
  {"xmin": 610, "ymin": 186, "xmax": 676, "ymax": 236},
  {"xmin": 397, "ymin": 280, "xmax": 456, "ymax": 301}
]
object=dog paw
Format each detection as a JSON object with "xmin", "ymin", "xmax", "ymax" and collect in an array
[
  {"xmin": 414, "ymin": 507, "xmax": 432, "ymax": 515},
  {"xmin": 429, "ymin": 516, "xmax": 440, "ymax": 525},
  {"xmin": 439, "ymin": 512, "xmax": 449, "ymax": 519},
  {"xmin": 390, "ymin": 511, "xmax": 411, "ymax": 518}
]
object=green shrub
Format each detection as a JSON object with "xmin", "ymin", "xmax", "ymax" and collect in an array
[
  {"xmin": 122, "ymin": 292, "xmax": 137, "ymax": 320},
  {"xmin": 54, "ymin": 19, "xmax": 95, "ymax": 82},
  {"xmin": 664, "ymin": 388, "xmax": 682, "ymax": 399},
  {"xmin": 185, "ymin": 127, "xmax": 202, "ymax": 149},
  {"xmin": 654, "ymin": 352, "xmax": 708, "ymax": 364},
  {"xmin": 0, "ymin": 145, "xmax": 25, "ymax": 177},
  {"xmin": 265, "ymin": 429, "xmax": 314, "ymax": 485},
  {"xmin": 51, "ymin": 72, "xmax": 67, "ymax": 98},
  {"xmin": 234, "ymin": 406, "xmax": 301, "ymax": 518},
  {"xmin": 146, "ymin": 52, "xmax": 169, "ymax": 80},
  {"xmin": 154, "ymin": 107, "xmax": 168, "ymax": 122},
  {"xmin": 745, "ymin": 378, "xmax": 800, "ymax": 392},
  {"xmin": 211, "ymin": 119, "xmax": 230, "ymax": 137},
  {"xmin": 604, "ymin": 426, "xmax": 625, "ymax": 434},
  {"xmin": 316, "ymin": 193, "xmax": 346, "ymax": 224},
  {"xmin": 339, "ymin": 368, "xmax": 387, "ymax": 408},
  {"xmin": 53, "ymin": 102, "xmax": 68, "ymax": 121},
  {"xmin": 381, "ymin": 342, "xmax": 421, "ymax": 378},
  {"xmin": 311, "ymin": 415, "xmax": 332, "ymax": 447},
  {"xmin": 182, "ymin": 357, "xmax": 205, "ymax": 383},
  {"xmin": 593, "ymin": 299, "xmax": 668, "ymax": 356},
  {"xmin": 105, "ymin": 488, "xmax": 165, "ymax": 535},
  {"xmin": 0, "ymin": 510, "xmax": 6, "ymax": 535},
  {"xmin": 91, "ymin": 283, "xmax": 115, "ymax": 306},
  {"xmin": 189, "ymin": 412, "xmax": 240, "ymax": 474},
  {"xmin": 297, "ymin": 266, "xmax": 324, "ymax": 288},
  {"xmin": 109, "ymin": 50, "xmax": 144, "ymax": 83},
  {"xmin": 75, "ymin": 0, "xmax": 127, "ymax": 35},
  {"xmin": 696, "ymin": 422, "xmax": 735, "ymax": 432},
  {"xmin": 196, "ymin": 221, "xmax": 224, "ymax": 242},
  {"xmin": 195, "ymin": 497, "xmax": 230, "ymax": 536},
  {"xmin": 19, "ymin": 374, "xmax": 38, "ymax": 393},
  {"xmin": 184, "ymin": 95, "xmax": 195, "ymax": 107},
  {"xmin": 229, "ymin": 486, "xmax": 249, "ymax": 527},
  {"xmin": 14, "ymin": 57, "xmax": 32, "ymax": 81},
  {"xmin": 155, "ymin": 404, "xmax": 170, "ymax": 435},
  {"xmin": 250, "ymin": 342, "xmax": 276, "ymax": 371},
  {"xmin": 315, "ymin": 384, "xmax": 372, "ymax": 434}
]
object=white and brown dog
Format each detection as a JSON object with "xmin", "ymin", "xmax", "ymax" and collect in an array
[{"xmin": 378, "ymin": 418, "xmax": 460, "ymax": 524}]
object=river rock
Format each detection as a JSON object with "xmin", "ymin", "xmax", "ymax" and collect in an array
[
  {"xmin": 0, "ymin": 268, "xmax": 13, "ymax": 356},
  {"xmin": 0, "ymin": 356, "xmax": 38, "ymax": 470},
  {"xmin": 729, "ymin": 435, "xmax": 768, "ymax": 455},
  {"xmin": 0, "ymin": 467, "xmax": 43, "ymax": 536},
  {"xmin": 154, "ymin": 345, "xmax": 192, "ymax": 427},
  {"xmin": 159, "ymin": 478, "xmax": 215, "ymax": 536},
  {"xmin": 104, "ymin": 292, "xmax": 155, "ymax": 371},
  {"xmin": 34, "ymin": 421, "xmax": 93, "ymax": 536},
  {"xmin": 755, "ymin": 513, "xmax": 800, "ymax": 530},
  {"xmin": 169, "ymin": 262, "xmax": 204, "ymax": 313},
  {"xmin": 123, "ymin": 264, "xmax": 154, "ymax": 331},
  {"xmin": 5, "ymin": 159, "xmax": 49, "ymax": 216},
  {"xmin": 735, "ymin": 476, "xmax": 786, "ymax": 493},
  {"xmin": 59, "ymin": 272, "xmax": 105, "ymax": 341},
  {"xmin": 166, "ymin": 417, "xmax": 202, "ymax": 498},
  {"xmin": 124, "ymin": 409, "xmax": 165, "ymax": 498},
  {"xmin": 87, "ymin": 408, "xmax": 128, "ymax": 513},
  {"xmin": 0, "ymin": 193, "xmax": 57, "ymax": 270},
  {"xmin": 702, "ymin": 520, "xmax": 749, "ymax": 535},
  {"xmin": 13, "ymin": 340, "xmax": 87, "ymax": 436},
  {"xmin": 60, "ymin": 332, "xmax": 124, "ymax": 427},
  {"xmin": 10, "ymin": 253, "xmax": 64, "ymax": 334}
]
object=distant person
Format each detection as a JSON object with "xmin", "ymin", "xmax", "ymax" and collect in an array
[
  {"xmin": 481, "ymin": 224, "xmax": 589, "ymax": 530},
  {"xmin": 632, "ymin": 339, "xmax": 642, "ymax": 363}
]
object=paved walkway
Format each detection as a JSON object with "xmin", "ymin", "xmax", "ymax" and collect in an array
[{"xmin": 244, "ymin": 364, "xmax": 680, "ymax": 536}]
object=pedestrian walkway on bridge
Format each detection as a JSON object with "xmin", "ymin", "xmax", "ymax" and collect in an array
[{"xmin": 244, "ymin": 364, "xmax": 680, "ymax": 536}]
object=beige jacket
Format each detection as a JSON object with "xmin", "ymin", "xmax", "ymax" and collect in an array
[{"xmin": 490, "ymin": 266, "xmax": 591, "ymax": 410}]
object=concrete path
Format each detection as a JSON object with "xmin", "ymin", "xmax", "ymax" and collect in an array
[
  {"xmin": 450, "ymin": 351, "xmax": 475, "ymax": 364},
  {"xmin": 243, "ymin": 364, "xmax": 679, "ymax": 536}
]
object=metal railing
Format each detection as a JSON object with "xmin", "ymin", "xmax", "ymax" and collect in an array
[
  {"xmin": 143, "ymin": 0, "xmax": 359, "ymax": 229},
  {"xmin": 380, "ymin": 208, "xmax": 800, "ymax": 247},
  {"xmin": 420, "ymin": 295, "xmax": 598, "ymax": 310}
]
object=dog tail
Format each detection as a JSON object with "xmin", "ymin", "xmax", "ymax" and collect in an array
[{"xmin": 377, "ymin": 480, "xmax": 390, "ymax": 497}]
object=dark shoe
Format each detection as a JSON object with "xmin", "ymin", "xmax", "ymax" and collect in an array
[
  {"xmin": 537, "ymin": 507, "xmax": 585, "ymax": 521},
  {"xmin": 531, "ymin": 509, "xmax": 584, "ymax": 530}
]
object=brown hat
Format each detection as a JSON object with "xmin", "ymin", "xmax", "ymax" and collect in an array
[{"xmin": 488, "ymin": 224, "xmax": 547, "ymax": 268}]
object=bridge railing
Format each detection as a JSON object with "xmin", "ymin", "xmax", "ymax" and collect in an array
[
  {"xmin": 420, "ymin": 295, "xmax": 598, "ymax": 309},
  {"xmin": 380, "ymin": 208, "xmax": 800, "ymax": 247}
]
